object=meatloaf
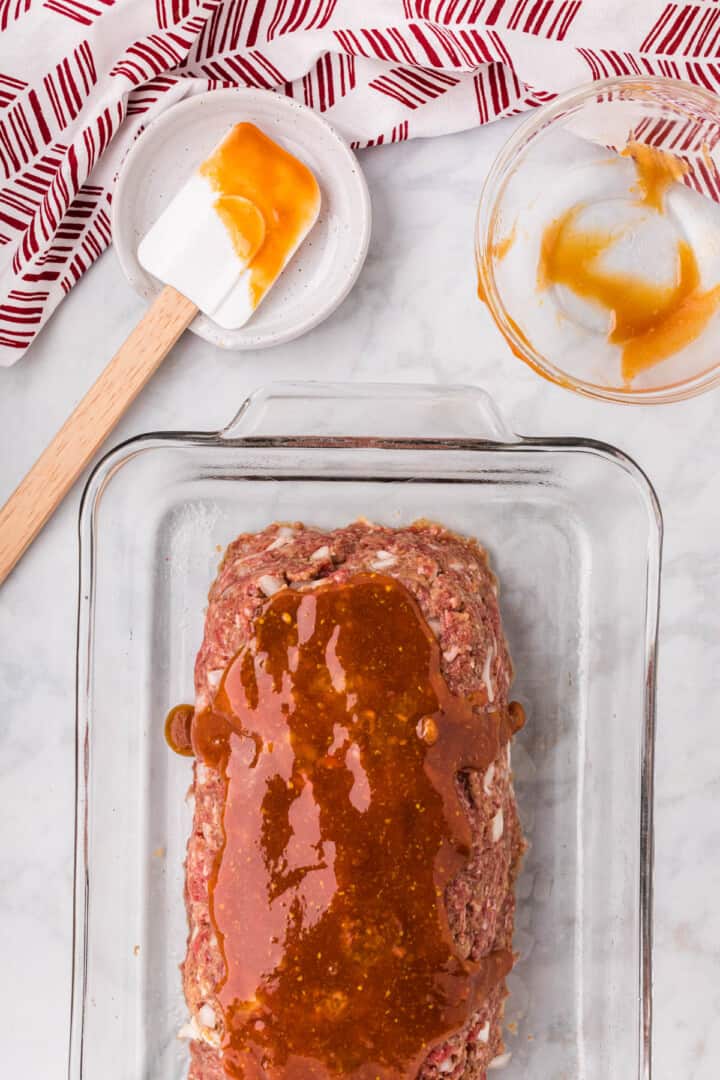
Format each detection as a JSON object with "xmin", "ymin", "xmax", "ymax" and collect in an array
[{"xmin": 182, "ymin": 520, "xmax": 524, "ymax": 1079}]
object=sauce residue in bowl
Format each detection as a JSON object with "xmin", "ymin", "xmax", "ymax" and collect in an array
[
  {"xmin": 200, "ymin": 122, "xmax": 320, "ymax": 310},
  {"xmin": 489, "ymin": 222, "xmax": 517, "ymax": 263},
  {"xmin": 191, "ymin": 574, "xmax": 523, "ymax": 1079},
  {"xmin": 623, "ymin": 140, "xmax": 688, "ymax": 212},
  {"xmin": 476, "ymin": 224, "xmax": 516, "ymax": 304},
  {"xmin": 537, "ymin": 144, "xmax": 720, "ymax": 383}
]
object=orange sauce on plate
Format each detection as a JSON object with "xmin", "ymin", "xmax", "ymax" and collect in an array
[{"xmin": 200, "ymin": 122, "xmax": 320, "ymax": 309}]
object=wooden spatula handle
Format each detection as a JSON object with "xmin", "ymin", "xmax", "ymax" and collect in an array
[{"xmin": 0, "ymin": 284, "xmax": 198, "ymax": 586}]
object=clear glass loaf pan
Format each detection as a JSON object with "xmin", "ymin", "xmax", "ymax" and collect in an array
[{"xmin": 69, "ymin": 383, "xmax": 660, "ymax": 1080}]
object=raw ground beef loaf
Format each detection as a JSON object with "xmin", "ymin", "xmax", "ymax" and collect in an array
[{"xmin": 182, "ymin": 520, "xmax": 524, "ymax": 1079}]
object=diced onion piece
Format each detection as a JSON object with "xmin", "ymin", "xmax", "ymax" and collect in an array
[
  {"xmin": 483, "ymin": 763, "xmax": 495, "ymax": 796},
  {"xmin": 491, "ymin": 808, "xmax": 504, "ymax": 843},
  {"xmin": 481, "ymin": 644, "xmax": 495, "ymax": 703},
  {"xmin": 266, "ymin": 526, "xmax": 296, "ymax": 550},
  {"xmin": 198, "ymin": 1004, "xmax": 216, "ymax": 1028},
  {"xmin": 370, "ymin": 549, "xmax": 397, "ymax": 570},
  {"xmin": 258, "ymin": 574, "xmax": 284, "ymax": 596},
  {"xmin": 178, "ymin": 1016, "xmax": 201, "ymax": 1040}
]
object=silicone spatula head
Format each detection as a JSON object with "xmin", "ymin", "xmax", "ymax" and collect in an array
[{"xmin": 138, "ymin": 122, "xmax": 321, "ymax": 329}]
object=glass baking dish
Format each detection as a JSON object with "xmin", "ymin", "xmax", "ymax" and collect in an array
[{"xmin": 68, "ymin": 383, "xmax": 660, "ymax": 1080}]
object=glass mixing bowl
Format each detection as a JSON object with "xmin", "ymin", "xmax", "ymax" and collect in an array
[{"xmin": 476, "ymin": 77, "xmax": 720, "ymax": 404}]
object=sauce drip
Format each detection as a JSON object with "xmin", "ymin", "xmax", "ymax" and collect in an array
[
  {"xmin": 165, "ymin": 703, "xmax": 194, "ymax": 757},
  {"xmin": 489, "ymin": 223, "xmax": 516, "ymax": 263},
  {"xmin": 192, "ymin": 575, "xmax": 520, "ymax": 1079},
  {"xmin": 476, "ymin": 226, "xmax": 516, "ymax": 304},
  {"xmin": 622, "ymin": 141, "xmax": 688, "ymax": 212},
  {"xmin": 200, "ymin": 123, "xmax": 320, "ymax": 310},
  {"xmin": 537, "ymin": 204, "xmax": 720, "ymax": 383}
]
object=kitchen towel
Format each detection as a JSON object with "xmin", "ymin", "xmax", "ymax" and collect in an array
[{"xmin": 1, "ymin": 0, "xmax": 720, "ymax": 364}]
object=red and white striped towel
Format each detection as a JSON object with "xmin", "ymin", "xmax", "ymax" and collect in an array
[{"xmin": 2, "ymin": 0, "xmax": 720, "ymax": 364}]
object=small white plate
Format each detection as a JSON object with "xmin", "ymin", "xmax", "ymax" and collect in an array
[{"xmin": 113, "ymin": 89, "xmax": 371, "ymax": 350}]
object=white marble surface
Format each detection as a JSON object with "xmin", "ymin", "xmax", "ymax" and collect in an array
[{"xmin": 1, "ymin": 115, "xmax": 719, "ymax": 1079}]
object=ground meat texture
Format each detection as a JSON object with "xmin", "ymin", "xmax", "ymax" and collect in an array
[{"xmin": 183, "ymin": 520, "xmax": 524, "ymax": 1079}]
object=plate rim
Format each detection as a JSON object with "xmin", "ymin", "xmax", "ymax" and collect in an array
[{"xmin": 112, "ymin": 87, "xmax": 372, "ymax": 350}]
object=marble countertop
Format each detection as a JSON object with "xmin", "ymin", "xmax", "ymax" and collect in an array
[{"xmin": 2, "ymin": 116, "xmax": 718, "ymax": 1079}]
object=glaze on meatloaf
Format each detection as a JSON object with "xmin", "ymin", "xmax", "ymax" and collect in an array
[{"xmin": 182, "ymin": 521, "xmax": 524, "ymax": 1079}]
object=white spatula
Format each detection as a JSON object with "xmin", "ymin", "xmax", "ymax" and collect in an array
[
  {"xmin": 0, "ymin": 122, "xmax": 320, "ymax": 586},
  {"xmin": 138, "ymin": 122, "xmax": 320, "ymax": 329}
]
